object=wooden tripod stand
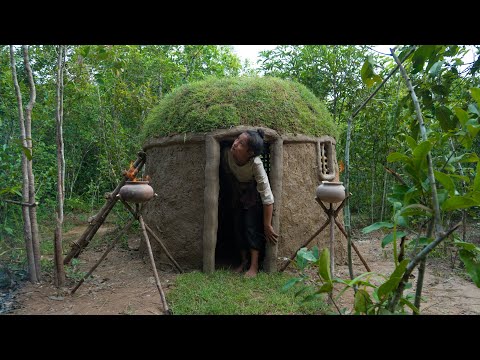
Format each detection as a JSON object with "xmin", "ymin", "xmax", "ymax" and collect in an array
[
  {"xmin": 280, "ymin": 195, "xmax": 370, "ymax": 274},
  {"xmin": 70, "ymin": 199, "xmax": 177, "ymax": 314},
  {"xmin": 67, "ymin": 151, "xmax": 183, "ymax": 315}
]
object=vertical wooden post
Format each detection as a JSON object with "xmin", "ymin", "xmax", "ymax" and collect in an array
[
  {"xmin": 203, "ymin": 136, "xmax": 219, "ymax": 273},
  {"xmin": 265, "ymin": 138, "xmax": 283, "ymax": 272}
]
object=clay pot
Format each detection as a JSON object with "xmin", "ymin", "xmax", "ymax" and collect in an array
[
  {"xmin": 119, "ymin": 181, "xmax": 154, "ymax": 203},
  {"xmin": 316, "ymin": 181, "xmax": 346, "ymax": 203}
]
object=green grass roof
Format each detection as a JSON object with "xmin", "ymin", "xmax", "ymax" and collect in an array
[{"xmin": 141, "ymin": 76, "xmax": 338, "ymax": 141}]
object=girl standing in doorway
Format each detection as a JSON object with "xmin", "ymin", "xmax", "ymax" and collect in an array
[{"xmin": 221, "ymin": 129, "xmax": 279, "ymax": 277}]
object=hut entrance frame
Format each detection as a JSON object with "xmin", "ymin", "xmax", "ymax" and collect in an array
[
  {"xmin": 215, "ymin": 138, "xmax": 272, "ymax": 270},
  {"xmin": 202, "ymin": 126, "xmax": 337, "ymax": 274}
]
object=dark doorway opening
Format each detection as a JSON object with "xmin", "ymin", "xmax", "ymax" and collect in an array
[
  {"xmin": 215, "ymin": 140, "xmax": 240, "ymax": 269},
  {"xmin": 215, "ymin": 139, "xmax": 272, "ymax": 270}
]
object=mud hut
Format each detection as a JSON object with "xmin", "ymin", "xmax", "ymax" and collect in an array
[{"xmin": 140, "ymin": 77, "xmax": 346, "ymax": 273}]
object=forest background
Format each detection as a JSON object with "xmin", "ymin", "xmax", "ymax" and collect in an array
[{"xmin": 1, "ymin": 45, "xmax": 479, "ymax": 309}]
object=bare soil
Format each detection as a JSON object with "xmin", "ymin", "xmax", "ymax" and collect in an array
[{"xmin": 5, "ymin": 223, "xmax": 480, "ymax": 315}]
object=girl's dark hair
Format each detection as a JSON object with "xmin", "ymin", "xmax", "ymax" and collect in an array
[{"xmin": 245, "ymin": 129, "xmax": 265, "ymax": 157}]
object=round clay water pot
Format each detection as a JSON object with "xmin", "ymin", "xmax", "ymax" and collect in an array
[
  {"xmin": 119, "ymin": 181, "xmax": 154, "ymax": 203},
  {"xmin": 316, "ymin": 181, "xmax": 346, "ymax": 203}
]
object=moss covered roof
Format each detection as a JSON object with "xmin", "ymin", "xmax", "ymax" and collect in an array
[{"xmin": 141, "ymin": 76, "xmax": 338, "ymax": 141}]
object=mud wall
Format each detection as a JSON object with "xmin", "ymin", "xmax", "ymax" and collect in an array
[{"xmin": 141, "ymin": 142, "xmax": 206, "ymax": 270}]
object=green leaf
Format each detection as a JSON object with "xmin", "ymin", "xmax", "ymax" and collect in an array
[
  {"xmin": 382, "ymin": 231, "xmax": 408, "ymax": 248},
  {"xmin": 22, "ymin": 146, "xmax": 32, "ymax": 161},
  {"xmin": 434, "ymin": 170, "xmax": 455, "ymax": 196},
  {"xmin": 412, "ymin": 46, "xmax": 435, "ymax": 73},
  {"xmin": 362, "ymin": 222, "xmax": 394, "ymax": 234},
  {"xmin": 399, "ymin": 204, "xmax": 433, "ymax": 217},
  {"xmin": 387, "ymin": 152, "xmax": 410, "ymax": 163},
  {"xmin": 449, "ymin": 174, "xmax": 470, "ymax": 183},
  {"xmin": 428, "ymin": 60, "xmax": 444, "ymax": 78},
  {"xmin": 471, "ymin": 88, "xmax": 480, "ymax": 106},
  {"xmin": 452, "ymin": 152, "xmax": 479, "ymax": 163},
  {"xmin": 354, "ymin": 289, "xmax": 372, "ymax": 314},
  {"xmin": 361, "ymin": 56, "xmax": 382, "ymax": 88},
  {"xmin": 454, "ymin": 241, "xmax": 480, "ymax": 253},
  {"xmin": 377, "ymin": 308, "xmax": 393, "ymax": 315},
  {"xmin": 377, "ymin": 259, "xmax": 409, "ymax": 300},
  {"xmin": 436, "ymin": 106, "xmax": 457, "ymax": 132},
  {"xmin": 318, "ymin": 248, "xmax": 331, "ymax": 282},
  {"xmin": 281, "ymin": 277, "xmax": 303, "ymax": 292},
  {"xmin": 466, "ymin": 121, "xmax": 480, "ymax": 138},
  {"xmin": 316, "ymin": 282, "xmax": 333, "ymax": 294},
  {"xmin": 296, "ymin": 247, "xmax": 317, "ymax": 263},
  {"xmin": 300, "ymin": 293, "xmax": 322, "ymax": 304},
  {"xmin": 459, "ymin": 249, "xmax": 480, "ymax": 287},
  {"xmin": 442, "ymin": 195, "xmax": 480, "ymax": 211},
  {"xmin": 404, "ymin": 135, "xmax": 417, "ymax": 151},
  {"xmin": 413, "ymin": 140, "xmax": 432, "ymax": 160},
  {"xmin": 400, "ymin": 298, "xmax": 420, "ymax": 314},
  {"xmin": 454, "ymin": 107, "xmax": 469, "ymax": 127},
  {"xmin": 468, "ymin": 103, "xmax": 480, "ymax": 117}
]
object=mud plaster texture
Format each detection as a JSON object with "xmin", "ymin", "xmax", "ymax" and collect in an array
[
  {"xmin": 278, "ymin": 142, "xmax": 346, "ymax": 268},
  {"xmin": 141, "ymin": 143, "xmax": 205, "ymax": 271}
]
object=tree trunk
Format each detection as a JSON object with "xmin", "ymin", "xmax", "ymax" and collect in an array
[
  {"xmin": 9, "ymin": 45, "xmax": 38, "ymax": 282},
  {"xmin": 54, "ymin": 45, "xmax": 66, "ymax": 287},
  {"xmin": 22, "ymin": 45, "xmax": 41, "ymax": 281}
]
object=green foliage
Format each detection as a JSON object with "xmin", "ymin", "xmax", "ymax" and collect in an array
[
  {"xmin": 141, "ymin": 76, "xmax": 337, "ymax": 140},
  {"xmin": 286, "ymin": 246, "xmax": 417, "ymax": 315},
  {"xmin": 361, "ymin": 56, "xmax": 383, "ymax": 88},
  {"xmin": 167, "ymin": 270, "xmax": 327, "ymax": 315}
]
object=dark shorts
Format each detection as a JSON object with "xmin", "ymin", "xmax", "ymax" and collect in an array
[{"xmin": 233, "ymin": 200, "xmax": 265, "ymax": 251}]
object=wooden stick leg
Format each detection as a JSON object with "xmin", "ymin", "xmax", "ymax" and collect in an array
[
  {"xmin": 139, "ymin": 215, "xmax": 171, "ymax": 315},
  {"xmin": 143, "ymin": 223, "xmax": 183, "ymax": 273},
  {"xmin": 71, "ymin": 216, "xmax": 136, "ymax": 294},
  {"xmin": 334, "ymin": 219, "xmax": 371, "ymax": 272},
  {"xmin": 280, "ymin": 219, "xmax": 330, "ymax": 272}
]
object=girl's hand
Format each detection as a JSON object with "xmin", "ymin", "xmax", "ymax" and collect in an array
[{"xmin": 264, "ymin": 224, "xmax": 279, "ymax": 244}]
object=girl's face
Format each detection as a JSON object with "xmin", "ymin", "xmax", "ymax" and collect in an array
[{"xmin": 231, "ymin": 132, "xmax": 253, "ymax": 164}]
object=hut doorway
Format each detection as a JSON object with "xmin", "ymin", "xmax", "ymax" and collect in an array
[
  {"xmin": 215, "ymin": 140, "xmax": 239, "ymax": 269},
  {"xmin": 215, "ymin": 139, "xmax": 271, "ymax": 270}
]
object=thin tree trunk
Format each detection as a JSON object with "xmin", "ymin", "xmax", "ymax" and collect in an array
[
  {"xmin": 54, "ymin": 45, "xmax": 66, "ymax": 287},
  {"xmin": 344, "ymin": 117, "xmax": 354, "ymax": 282},
  {"xmin": 22, "ymin": 45, "xmax": 41, "ymax": 281},
  {"xmin": 391, "ymin": 48, "xmax": 445, "ymax": 312},
  {"xmin": 391, "ymin": 48, "xmax": 443, "ymax": 236},
  {"xmin": 9, "ymin": 45, "xmax": 37, "ymax": 282},
  {"xmin": 342, "ymin": 47, "xmax": 415, "ymax": 285}
]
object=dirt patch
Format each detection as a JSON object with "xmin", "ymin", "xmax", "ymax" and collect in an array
[
  {"xmin": 12, "ymin": 246, "xmax": 178, "ymax": 315},
  {"xmin": 5, "ymin": 224, "xmax": 480, "ymax": 315}
]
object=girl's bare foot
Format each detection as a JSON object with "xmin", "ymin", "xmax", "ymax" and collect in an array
[{"xmin": 244, "ymin": 268, "xmax": 258, "ymax": 278}]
